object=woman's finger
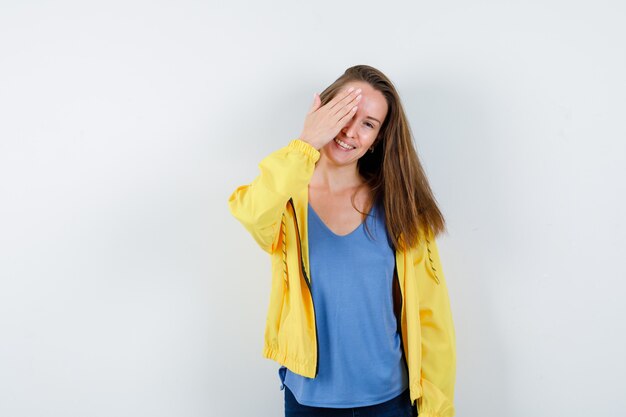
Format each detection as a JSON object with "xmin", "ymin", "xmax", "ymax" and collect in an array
[
  {"xmin": 327, "ymin": 86, "xmax": 357, "ymax": 112},
  {"xmin": 307, "ymin": 93, "xmax": 321, "ymax": 114},
  {"xmin": 330, "ymin": 88, "xmax": 362, "ymax": 117},
  {"xmin": 332, "ymin": 92, "xmax": 361, "ymax": 124},
  {"xmin": 337, "ymin": 104, "xmax": 359, "ymax": 128}
]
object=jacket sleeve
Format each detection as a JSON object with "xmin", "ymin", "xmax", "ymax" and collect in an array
[
  {"xmin": 227, "ymin": 139, "xmax": 320, "ymax": 254},
  {"xmin": 414, "ymin": 229, "xmax": 457, "ymax": 417}
]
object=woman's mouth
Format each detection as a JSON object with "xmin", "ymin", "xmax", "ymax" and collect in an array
[{"xmin": 334, "ymin": 138, "xmax": 356, "ymax": 151}]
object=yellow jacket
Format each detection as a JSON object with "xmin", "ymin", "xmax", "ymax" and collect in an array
[{"xmin": 228, "ymin": 139, "xmax": 456, "ymax": 417}]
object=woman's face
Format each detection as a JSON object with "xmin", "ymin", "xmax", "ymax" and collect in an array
[{"xmin": 321, "ymin": 81, "xmax": 388, "ymax": 167}]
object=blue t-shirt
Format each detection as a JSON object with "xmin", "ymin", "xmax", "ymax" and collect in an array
[{"xmin": 278, "ymin": 201, "xmax": 408, "ymax": 407}]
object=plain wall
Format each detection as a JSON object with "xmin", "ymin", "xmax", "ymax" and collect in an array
[{"xmin": 1, "ymin": 1, "xmax": 624, "ymax": 416}]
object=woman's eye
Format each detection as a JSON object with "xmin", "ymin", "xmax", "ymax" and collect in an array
[{"xmin": 365, "ymin": 122, "xmax": 374, "ymax": 128}]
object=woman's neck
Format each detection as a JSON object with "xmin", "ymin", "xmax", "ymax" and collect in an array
[{"xmin": 310, "ymin": 156, "xmax": 363, "ymax": 193}]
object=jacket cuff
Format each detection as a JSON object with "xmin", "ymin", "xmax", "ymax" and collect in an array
[{"xmin": 288, "ymin": 139, "xmax": 321, "ymax": 163}]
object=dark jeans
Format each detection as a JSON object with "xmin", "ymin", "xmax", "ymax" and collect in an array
[{"xmin": 284, "ymin": 384, "xmax": 415, "ymax": 417}]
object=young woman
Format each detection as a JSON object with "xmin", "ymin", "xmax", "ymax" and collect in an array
[{"xmin": 228, "ymin": 65, "xmax": 456, "ymax": 417}]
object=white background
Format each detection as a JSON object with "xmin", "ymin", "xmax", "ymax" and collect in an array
[{"xmin": 1, "ymin": 1, "xmax": 624, "ymax": 416}]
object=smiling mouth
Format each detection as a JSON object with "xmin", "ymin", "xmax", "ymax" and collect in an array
[{"xmin": 334, "ymin": 138, "xmax": 356, "ymax": 150}]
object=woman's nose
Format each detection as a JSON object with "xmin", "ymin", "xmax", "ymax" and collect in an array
[{"xmin": 342, "ymin": 117, "xmax": 357, "ymax": 137}]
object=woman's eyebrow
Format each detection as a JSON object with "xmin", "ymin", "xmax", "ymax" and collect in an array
[{"xmin": 365, "ymin": 116, "xmax": 381, "ymax": 124}]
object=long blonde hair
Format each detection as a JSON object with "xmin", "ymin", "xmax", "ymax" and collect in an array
[{"xmin": 318, "ymin": 65, "xmax": 446, "ymax": 250}]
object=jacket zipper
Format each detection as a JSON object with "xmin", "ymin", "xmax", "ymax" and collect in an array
[
  {"xmin": 395, "ymin": 264, "xmax": 418, "ymax": 416},
  {"xmin": 288, "ymin": 197, "xmax": 320, "ymax": 378}
]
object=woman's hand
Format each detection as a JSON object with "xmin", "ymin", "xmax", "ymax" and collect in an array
[{"xmin": 298, "ymin": 86, "xmax": 362, "ymax": 150}]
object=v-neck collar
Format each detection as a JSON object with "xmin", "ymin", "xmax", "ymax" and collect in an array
[{"xmin": 307, "ymin": 202, "xmax": 375, "ymax": 238}]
